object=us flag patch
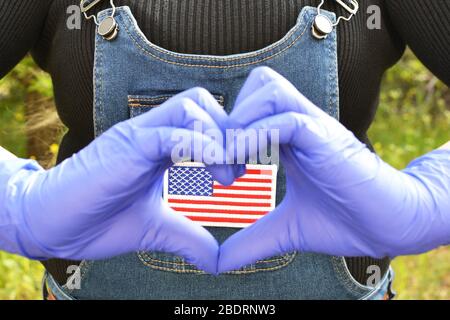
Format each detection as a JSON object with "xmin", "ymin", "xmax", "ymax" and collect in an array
[{"xmin": 163, "ymin": 163, "xmax": 277, "ymax": 228}]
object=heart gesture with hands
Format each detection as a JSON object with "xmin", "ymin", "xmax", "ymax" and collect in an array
[{"xmin": 2, "ymin": 67, "xmax": 449, "ymax": 275}]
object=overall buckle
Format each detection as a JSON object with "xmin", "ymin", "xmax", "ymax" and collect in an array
[
  {"xmin": 335, "ymin": 0, "xmax": 359, "ymax": 15},
  {"xmin": 312, "ymin": 0, "xmax": 359, "ymax": 40},
  {"xmin": 80, "ymin": 0, "xmax": 119, "ymax": 41},
  {"xmin": 80, "ymin": 0, "xmax": 103, "ymax": 13}
]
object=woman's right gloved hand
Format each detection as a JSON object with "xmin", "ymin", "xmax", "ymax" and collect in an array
[
  {"xmin": 219, "ymin": 67, "xmax": 450, "ymax": 273},
  {"xmin": 0, "ymin": 88, "xmax": 228, "ymax": 274}
]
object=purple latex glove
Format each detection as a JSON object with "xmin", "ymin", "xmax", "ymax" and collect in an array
[
  {"xmin": 0, "ymin": 88, "xmax": 231, "ymax": 274},
  {"xmin": 219, "ymin": 67, "xmax": 450, "ymax": 273}
]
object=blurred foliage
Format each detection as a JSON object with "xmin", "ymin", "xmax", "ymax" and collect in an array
[
  {"xmin": 369, "ymin": 51, "xmax": 450, "ymax": 167},
  {"xmin": 0, "ymin": 50, "xmax": 449, "ymax": 300},
  {"xmin": 0, "ymin": 56, "xmax": 56, "ymax": 158},
  {"xmin": 0, "ymin": 252, "xmax": 43, "ymax": 300}
]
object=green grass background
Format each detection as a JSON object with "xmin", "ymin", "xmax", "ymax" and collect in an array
[{"xmin": 0, "ymin": 51, "xmax": 448, "ymax": 300}]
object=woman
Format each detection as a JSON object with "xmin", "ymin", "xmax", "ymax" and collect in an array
[{"xmin": 0, "ymin": 0, "xmax": 449, "ymax": 300}]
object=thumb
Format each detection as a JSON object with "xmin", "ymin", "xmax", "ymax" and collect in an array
[{"xmin": 218, "ymin": 201, "xmax": 296, "ymax": 274}]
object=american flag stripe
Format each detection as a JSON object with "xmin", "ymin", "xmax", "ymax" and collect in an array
[
  {"xmin": 211, "ymin": 193, "xmax": 272, "ymax": 199},
  {"xmin": 245, "ymin": 169, "xmax": 273, "ymax": 175},
  {"xmin": 215, "ymin": 182, "xmax": 272, "ymax": 188},
  {"xmin": 212, "ymin": 185, "xmax": 272, "ymax": 191},
  {"xmin": 168, "ymin": 199, "xmax": 272, "ymax": 207},
  {"xmin": 211, "ymin": 189, "xmax": 272, "ymax": 195},
  {"xmin": 164, "ymin": 163, "xmax": 277, "ymax": 228},
  {"xmin": 172, "ymin": 207, "xmax": 269, "ymax": 215},
  {"xmin": 233, "ymin": 177, "xmax": 272, "ymax": 183}
]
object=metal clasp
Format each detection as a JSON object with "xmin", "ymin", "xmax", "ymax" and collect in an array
[
  {"xmin": 80, "ymin": 0, "xmax": 119, "ymax": 40},
  {"xmin": 312, "ymin": 0, "xmax": 359, "ymax": 40},
  {"xmin": 80, "ymin": 0, "xmax": 116, "ymax": 26},
  {"xmin": 80, "ymin": 0, "xmax": 103, "ymax": 13},
  {"xmin": 335, "ymin": 0, "xmax": 359, "ymax": 15}
]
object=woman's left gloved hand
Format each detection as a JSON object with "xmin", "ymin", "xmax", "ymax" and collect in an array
[
  {"xmin": 0, "ymin": 88, "xmax": 230, "ymax": 274},
  {"xmin": 219, "ymin": 67, "xmax": 450, "ymax": 273}
]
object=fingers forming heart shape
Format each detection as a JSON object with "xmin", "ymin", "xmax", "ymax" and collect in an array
[
  {"xmin": 153, "ymin": 66, "xmax": 335, "ymax": 275},
  {"xmin": 18, "ymin": 65, "xmax": 380, "ymax": 274},
  {"xmin": 135, "ymin": 64, "xmax": 450, "ymax": 274}
]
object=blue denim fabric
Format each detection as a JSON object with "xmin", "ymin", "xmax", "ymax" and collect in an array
[
  {"xmin": 43, "ymin": 267, "xmax": 395, "ymax": 300},
  {"xmin": 48, "ymin": 6, "xmax": 390, "ymax": 299}
]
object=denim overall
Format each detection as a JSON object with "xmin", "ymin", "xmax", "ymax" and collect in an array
[{"xmin": 44, "ymin": 5, "xmax": 393, "ymax": 300}]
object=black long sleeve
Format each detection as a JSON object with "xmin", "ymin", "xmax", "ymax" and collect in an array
[
  {"xmin": 386, "ymin": 0, "xmax": 450, "ymax": 86},
  {"xmin": 0, "ymin": 0, "xmax": 52, "ymax": 78}
]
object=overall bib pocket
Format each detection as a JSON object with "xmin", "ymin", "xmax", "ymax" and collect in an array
[{"xmin": 128, "ymin": 94, "xmax": 225, "ymax": 117}]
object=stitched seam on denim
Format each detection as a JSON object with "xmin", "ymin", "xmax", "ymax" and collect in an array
[
  {"xmin": 79, "ymin": 260, "xmax": 93, "ymax": 283},
  {"xmin": 93, "ymin": 32, "xmax": 102, "ymax": 136},
  {"xmin": 137, "ymin": 251, "xmax": 297, "ymax": 274},
  {"xmin": 96, "ymin": 33, "xmax": 105, "ymax": 135},
  {"xmin": 330, "ymin": 30, "xmax": 339, "ymax": 119},
  {"xmin": 137, "ymin": 252, "xmax": 204, "ymax": 274},
  {"xmin": 332, "ymin": 30, "xmax": 340, "ymax": 120},
  {"xmin": 331, "ymin": 256, "xmax": 370, "ymax": 296},
  {"xmin": 328, "ymin": 30, "xmax": 333, "ymax": 116},
  {"xmin": 228, "ymin": 252, "xmax": 297, "ymax": 274},
  {"xmin": 128, "ymin": 96, "xmax": 225, "ymax": 102},
  {"xmin": 128, "ymin": 95, "xmax": 225, "ymax": 107},
  {"xmin": 141, "ymin": 252, "xmax": 291, "ymax": 265},
  {"xmin": 139, "ymin": 251, "xmax": 294, "ymax": 265},
  {"xmin": 332, "ymin": 257, "xmax": 360, "ymax": 295},
  {"xmin": 138, "ymin": 258, "xmax": 296, "ymax": 275},
  {"xmin": 128, "ymin": 95, "xmax": 174, "ymax": 102},
  {"xmin": 129, "ymin": 104, "xmax": 160, "ymax": 108},
  {"xmin": 128, "ymin": 102, "xmax": 225, "ymax": 108},
  {"xmin": 120, "ymin": 7, "xmax": 309, "ymax": 62},
  {"xmin": 121, "ymin": 12, "xmax": 310, "ymax": 68}
]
